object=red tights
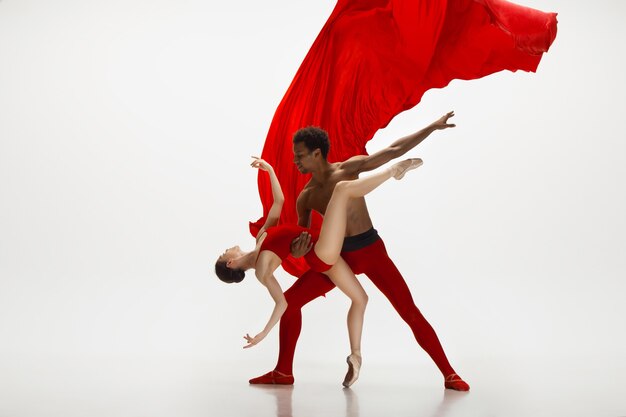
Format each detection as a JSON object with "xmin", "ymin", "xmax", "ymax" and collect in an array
[{"xmin": 275, "ymin": 238, "xmax": 455, "ymax": 377}]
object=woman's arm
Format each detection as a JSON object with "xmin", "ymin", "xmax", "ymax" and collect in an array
[
  {"xmin": 243, "ymin": 270, "xmax": 287, "ymax": 348},
  {"xmin": 251, "ymin": 156, "xmax": 285, "ymax": 237}
]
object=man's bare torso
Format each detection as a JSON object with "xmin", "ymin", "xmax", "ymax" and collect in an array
[{"xmin": 300, "ymin": 162, "xmax": 374, "ymax": 237}]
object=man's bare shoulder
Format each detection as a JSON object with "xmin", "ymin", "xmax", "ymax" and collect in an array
[
  {"xmin": 339, "ymin": 155, "xmax": 367, "ymax": 166},
  {"xmin": 337, "ymin": 155, "xmax": 367, "ymax": 176},
  {"xmin": 297, "ymin": 182, "xmax": 313, "ymax": 203},
  {"xmin": 300, "ymin": 178, "xmax": 316, "ymax": 193}
]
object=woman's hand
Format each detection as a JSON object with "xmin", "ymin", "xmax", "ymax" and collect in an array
[
  {"xmin": 251, "ymin": 156, "xmax": 272, "ymax": 172},
  {"xmin": 243, "ymin": 331, "xmax": 267, "ymax": 348}
]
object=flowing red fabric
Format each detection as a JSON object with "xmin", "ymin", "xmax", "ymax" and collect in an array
[{"xmin": 250, "ymin": 0, "xmax": 557, "ymax": 277}]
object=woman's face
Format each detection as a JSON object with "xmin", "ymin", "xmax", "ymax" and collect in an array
[{"xmin": 218, "ymin": 245, "xmax": 243, "ymax": 264}]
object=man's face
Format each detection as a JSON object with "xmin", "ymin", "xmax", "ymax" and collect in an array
[{"xmin": 292, "ymin": 142, "xmax": 316, "ymax": 174}]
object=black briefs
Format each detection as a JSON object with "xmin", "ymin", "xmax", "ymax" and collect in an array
[{"xmin": 341, "ymin": 228, "xmax": 380, "ymax": 252}]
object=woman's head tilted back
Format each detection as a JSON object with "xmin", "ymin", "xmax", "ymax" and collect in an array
[{"xmin": 214, "ymin": 245, "xmax": 246, "ymax": 283}]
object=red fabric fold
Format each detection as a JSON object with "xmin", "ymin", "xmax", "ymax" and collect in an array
[{"xmin": 250, "ymin": 0, "xmax": 557, "ymax": 277}]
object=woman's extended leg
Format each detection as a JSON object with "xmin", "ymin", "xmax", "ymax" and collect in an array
[
  {"xmin": 324, "ymin": 257, "xmax": 368, "ymax": 387},
  {"xmin": 314, "ymin": 158, "xmax": 423, "ymax": 265}
]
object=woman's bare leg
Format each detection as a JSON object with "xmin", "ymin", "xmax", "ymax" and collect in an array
[
  {"xmin": 314, "ymin": 158, "xmax": 423, "ymax": 265},
  {"xmin": 324, "ymin": 257, "xmax": 367, "ymax": 386}
]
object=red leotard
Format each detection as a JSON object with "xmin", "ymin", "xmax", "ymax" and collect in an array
[{"xmin": 258, "ymin": 225, "xmax": 331, "ymax": 272}]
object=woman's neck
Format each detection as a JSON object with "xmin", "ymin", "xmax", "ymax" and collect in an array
[{"xmin": 238, "ymin": 250, "xmax": 258, "ymax": 271}]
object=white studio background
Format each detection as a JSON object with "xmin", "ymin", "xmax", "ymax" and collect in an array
[{"xmin": 1, "ymin": 0, "xmax": 625, "ymax": 396}]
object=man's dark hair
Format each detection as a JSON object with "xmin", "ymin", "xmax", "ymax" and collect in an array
[
  {"xmin": 292, "ymin": 126, "xmax": 330, "ymax": 160},
  {"xmin": 215, "ymin": 260, "xmax": 245, "ymax": 283}
]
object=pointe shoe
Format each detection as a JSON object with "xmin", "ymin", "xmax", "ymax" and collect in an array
[
  {"xmin": 249, "ymin": 370, "xmax": 294, "ymax": 385},
  {"xmin": 342, "ymin": 354, "xmax": 362, "ymax": 387},
  {"xmin": 391, "ymin": 158, "xmax": 423, "ymax": 180},
  {"xmin": 444, "ymin": 373, "xmax": 470, "ymax": 391}
]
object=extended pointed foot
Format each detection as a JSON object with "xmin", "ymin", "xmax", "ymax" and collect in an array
[
  {"xmin": 342, "ymin": 354, "xmax": 362, "ymax": 387},
  {"xmin": 391, "ymin": 158, "xmax": 423, "ymax": 180}
]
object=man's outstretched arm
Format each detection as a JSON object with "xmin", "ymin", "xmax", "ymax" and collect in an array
[{"xmin": 341, "ymin": 111, "xmax": 456, "ymax": 175}]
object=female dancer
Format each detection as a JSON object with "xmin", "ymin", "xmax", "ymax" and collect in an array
[{"xmin": 215, "ymin": 156, "xmax": 422, "ymax": 386}]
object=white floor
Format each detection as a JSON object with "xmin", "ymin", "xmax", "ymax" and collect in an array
[{"xmin": 1, "ymin": 354, "xmax": 624, "ymax": 417}]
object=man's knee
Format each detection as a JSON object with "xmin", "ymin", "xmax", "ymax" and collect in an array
[
  {"xmin": 281, "ymin": 303, "xmax": 302, "ymax": 321},
  {"xmin": 284, "ymin": 285, "xmax": 324, "ymax": 309},
  {"xmin": 284, "ymin": 291, "xmax": 309, "ymax": 310},
  {"xmin": 398, "ymin": 305, "xmax": 425, "ymax": 324}
]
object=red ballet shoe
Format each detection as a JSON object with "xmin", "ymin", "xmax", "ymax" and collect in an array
[
  {"xmin": 249, "ymin": 370, "xmax": 294, "ymax": 385},
  {"xmin": 444, "ymin": 373, "xmax": 470, "ymax": 391}
]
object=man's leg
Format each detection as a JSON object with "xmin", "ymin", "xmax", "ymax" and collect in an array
[
  {"xmin": 342, "ymin": 239, "xmax": 469, "ymax": 390},
  {"xmin": 249, "ymin": 269, "xmax": 335, "ymax": 384}
]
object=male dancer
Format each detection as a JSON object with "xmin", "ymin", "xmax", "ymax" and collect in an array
[{"xmin": 250, "ymin": 111, "xmax": 470, "ymax": 391}]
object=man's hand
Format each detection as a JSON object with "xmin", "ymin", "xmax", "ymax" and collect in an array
[
  {"xmin": 431, "ymin": 111, "xmax": 456, "ymax": 130},
  {"xmin": 290, "ymin": 231, "xmax": 313, "ymax": 258}
]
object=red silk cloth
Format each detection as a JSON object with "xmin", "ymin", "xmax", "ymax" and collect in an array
[{"xmin": 250, "ymin": 0, "xmax": 557, "ymax": 277}]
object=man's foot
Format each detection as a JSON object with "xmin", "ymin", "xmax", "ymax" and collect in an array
[
  {"xmin": 342, "ymin": 354, "xmax": 362, "ymax": 387},
  {"xmin": 390, "ymin": 158, "xmax": 423, "ymax": 180},
  {"xmin": 249, "ymin": 370, "xmax": 294, "ymax": 385},
  {"xmin": 444, "ymin": 373, "xmax": 470, "ymax": 391}
]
